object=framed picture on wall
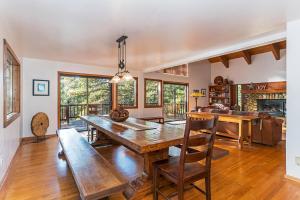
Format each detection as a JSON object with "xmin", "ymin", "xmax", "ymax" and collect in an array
[
  {"xmin": 201, "ymin": 88, "xmax": 206, "ymax": 97},
  {"xmin": 33, "ymin": 79, "xmax": 50, "ymax": 96}
]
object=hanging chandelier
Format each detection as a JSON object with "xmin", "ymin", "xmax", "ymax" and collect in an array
[{"xmin": 110, "ymin": 35, "xmax": 133, "ymax": 83}]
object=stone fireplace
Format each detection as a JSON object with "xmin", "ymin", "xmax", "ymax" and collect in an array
[
  {"xmin": 242, "ymin": 93, "xmax": 286, "ymax": 116},
  {"xmin": 257, "ymin": 99, "xmax": 286, "ymax": 117}
]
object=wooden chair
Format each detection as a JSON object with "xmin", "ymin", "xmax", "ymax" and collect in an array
[{"xmin": 153, "ymin": 116, "xmax": 218, "ymax": 200}]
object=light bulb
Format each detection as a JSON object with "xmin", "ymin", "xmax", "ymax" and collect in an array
[
  {"xmin": 122, "ymin": 71, "xmax": 133, "ymax": 81},
  {"xmin": 110, "ymin": 75, "xmax": 120, "ymax": 83}
]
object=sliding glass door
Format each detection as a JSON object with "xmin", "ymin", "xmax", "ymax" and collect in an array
[
  {"xmin": 59, "ymin": 73, "xmax": 112, "ymax": 131},
  {"xmin": 163, "ymin": 82, "xmax": 188, "ymax": 121}
]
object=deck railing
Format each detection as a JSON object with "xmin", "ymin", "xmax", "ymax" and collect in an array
[
  {"xmin": 60, "ymin": 103, "xmax": 112, "ymax": 129},
  {"xmin": 163, "ymin": 103, "xmax": 187, "ymax": 120}
]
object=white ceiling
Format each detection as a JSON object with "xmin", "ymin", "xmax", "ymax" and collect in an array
[{"xmin": 0, "ymin": 0, "xmax": 289, "ymax": 71}]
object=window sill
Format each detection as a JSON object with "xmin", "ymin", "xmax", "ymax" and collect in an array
[{"xmin": 4, "ymin": 112, "xmax": 20, "ymax": 128}]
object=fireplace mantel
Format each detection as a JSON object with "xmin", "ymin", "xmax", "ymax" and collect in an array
[{"xmin": 241, "ymin": 81, "xmax": 286, "ymax": 94}]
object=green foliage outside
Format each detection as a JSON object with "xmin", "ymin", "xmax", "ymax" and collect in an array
[
  {"xmin": 117, "ymin": 79, "xmax": 137, "ymax": 107},
  {"xmin": 163, "ymin": 84, "xmax": 186, "ymax": 104},
  {"xmin": 60, "ymin": 76, "xmax": 112, "ymax": 105},
  {"xmin": 145, "ymin": 80, "xmax": 161, "ymax": 105}
]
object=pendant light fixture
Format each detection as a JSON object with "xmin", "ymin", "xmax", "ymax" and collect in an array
[{"xmin": 110, "ymin": 35, "xmax": 133, "ymax": 83}]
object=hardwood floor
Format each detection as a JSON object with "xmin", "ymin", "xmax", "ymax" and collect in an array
[{"xmin": 1, "ymin": 136, "xmax": 300, "ymax": 200}]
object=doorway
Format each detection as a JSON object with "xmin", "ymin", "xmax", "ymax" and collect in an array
[
  {"xmin": 163, "ymin": 82, "xmax": 188, "ymax": 121},
  {"xmin": 58, "ymin": 72, "xmax": 112, "ymax": 131}
]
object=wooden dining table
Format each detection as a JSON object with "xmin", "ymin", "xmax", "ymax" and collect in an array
[{"xmin": 80, "ymin": 115, "xmax": 193, "ymax": 200}]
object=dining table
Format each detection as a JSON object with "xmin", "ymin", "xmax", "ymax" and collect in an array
[{"xmin": 80, "ymin": 115, "xmax": 194, "ymax": 200}]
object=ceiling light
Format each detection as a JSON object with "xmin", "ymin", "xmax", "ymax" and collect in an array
[{"xmin": 110, "ymin": 35, "xmax": 133, "ymax": 83}]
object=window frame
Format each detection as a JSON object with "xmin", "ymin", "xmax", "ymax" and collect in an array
[
  {"xmin": 116, "ymin": 77, "xmax": 138, "ymax": 109},
  {"xmin": 144, "ymin": 78, "xmax": 162, "ymax": 108},
  {"xmin": 3, "ymin": 39, "xmax": 21, "ymax": 128},
  {"xmin": 57, "ymin": 71, "xmax": 114, "ymax": 129}
]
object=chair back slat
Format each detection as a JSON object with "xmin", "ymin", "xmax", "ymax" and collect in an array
[
  {"xmin": 189, "ymin": 118, "xmax": 216, "ymax": 131},
  {"xmin": 178, "ymin": 115, "xmax": 218, "ymax": 180},
  {"xmin": 188, "ymin": 134, "xmax": 210, "ymax": 147},
  {"xmin": 185, "ymin": 151, "xmax": 207, "ymax": 163}
]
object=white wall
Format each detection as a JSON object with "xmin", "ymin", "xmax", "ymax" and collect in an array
[
  {"xmin": 0, "ymin": 17, "xmax": 22, "ymax": 182},
  {"xmin": 286, "ymin": 19, "xmax": 300, "ymax": 179},
  {"xmin": 211, "ymin": 50, "xmax": 286, "ymax": 84},
  {"xmin": 22, "ymin": 58, "xmax": 146, "ymax": 137},
  {"xmin": 22, "ymin": 58, "xmax": 211, "ymax": 137},
  {"xmin": 143, "ymin": 60, "xmax": 211, "ymax": 117}
]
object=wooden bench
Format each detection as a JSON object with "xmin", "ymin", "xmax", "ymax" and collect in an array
[
  {"xmin": 57, "ymin": 128, "xmax": 128, "ymax": 200},
  {"xmin": 139, "ymin": 116, "xmax": 164, "ymax": 124}
]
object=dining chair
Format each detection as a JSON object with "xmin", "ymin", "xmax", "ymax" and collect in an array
[{"xmin": 153, "ymin": 115, "xmax": 218, "ymax": 200}]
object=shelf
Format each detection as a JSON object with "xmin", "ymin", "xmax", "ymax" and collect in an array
[{"xmin": 209, "ymin": 96, "xmax": 229, "ymax": 99}]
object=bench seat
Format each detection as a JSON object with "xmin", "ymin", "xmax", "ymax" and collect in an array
[{"xmin": 57, "ymin": 128, "xmax": 127, "ymax": 200}]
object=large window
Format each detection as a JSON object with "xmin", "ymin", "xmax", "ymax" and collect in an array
[
  {"xmin": 59, "ymin": 72, "xmax": 112, "ymax": 131},
  {"xmin": 163, "ymin": 82, "xmax": 188, "ymax": 121},
  {"xmin": 144, "ymin": 78, "xmax": 162, "ymax": 108},
  {"xmin": 3, "ymin": 39, "xmax": 20, "ymax": 128},
  {"xmin": 117, "ymin": 78, "xmax": 138, "ymax": 108}
]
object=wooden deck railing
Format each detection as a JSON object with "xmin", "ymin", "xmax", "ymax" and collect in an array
[
  {"xmin": 163, "ymin": 103, "xmax": 187, "ymax": 119},
  {"xmin": 60, "ymin": 104, "xmax": 112, "ymax": 129}
]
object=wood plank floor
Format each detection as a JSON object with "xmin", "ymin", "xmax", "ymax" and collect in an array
[{"xmin": 1, "ymin": 136, "xmax": 300, "ymax": 200}]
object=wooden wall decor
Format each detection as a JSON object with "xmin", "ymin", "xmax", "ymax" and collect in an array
[
  {"xmin": 163, "ymin": 64, "xmax": 188, "ymax": 76},
  {"xmin": 241, "ymin": 81, "xmax": 286, "ymax": 94},
  {"xmin": 31, "ymin": 112, "xmax": 49, "ymax": 139},
  {"xmin": 209, "ymin": 40, "xmax": 286, "ymax": 68}
]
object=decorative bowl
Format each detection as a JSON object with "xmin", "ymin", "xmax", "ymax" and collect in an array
[{"xmin": 109, "ymin": 106, "xmax": 129, "ymax": 122}]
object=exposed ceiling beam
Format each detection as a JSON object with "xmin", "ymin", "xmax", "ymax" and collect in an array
[
  {"xmin": 271, "ymin": 43, "xmax": 280, "ymax": 60},
  {"xmin": 241, "ymin": 50, "xmax": 252, "ymax": 64},
  {"xmin": 143, "ymin": 31, "xmax": 286, "ymax": 73},
  {"xmin": 220, "ymin": 56, "xmax": 229, "ymax": 68}
]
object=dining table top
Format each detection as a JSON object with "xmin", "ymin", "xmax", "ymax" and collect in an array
[{"xmin": 81, "ymin": 115, "xmax": 192, "ymax": 154}]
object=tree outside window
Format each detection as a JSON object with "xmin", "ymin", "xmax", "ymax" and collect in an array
[
  {"xmin": 144, "ymin": 79, "xmax": 162, "ymax": 108},
  {"xmin": 117, "ymin": 78, "xmax": 138, "ymax": 108}
]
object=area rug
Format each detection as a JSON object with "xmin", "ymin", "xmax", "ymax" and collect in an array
[{"xmin": 212, "ymin": 147, "xmax": 229, "ymax": 160}]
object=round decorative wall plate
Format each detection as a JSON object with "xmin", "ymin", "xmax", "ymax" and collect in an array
[{"xmin": 214, "ymin": 76, "xmax": 224, "ymax": 85}]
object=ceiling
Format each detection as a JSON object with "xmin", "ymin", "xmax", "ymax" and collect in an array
[{"xmin": 0, "ymin": 0, "xmax": 290, "ymax": 71}]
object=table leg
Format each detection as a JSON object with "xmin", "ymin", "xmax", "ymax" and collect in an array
[
  {"xmin": 238, "ymin": 121, "xmax": 244, "ymax": 149},
  {"xmin": 91, "ymin": 130, "xmax": 117, "ymax": 147},
  {"xmin": 124, "ymin": 148, "xmax": 169, "ymax": 200},
  {"xmin": 248, "ymin": 121, "xmax": 252, "ymax": 146}
]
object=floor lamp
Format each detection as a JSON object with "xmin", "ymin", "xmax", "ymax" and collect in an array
[{"xmin": 191, "ymin": 89, "xmax": 203, "ymax": 111}]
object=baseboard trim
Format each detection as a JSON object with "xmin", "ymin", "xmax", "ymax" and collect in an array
[
  {"xmin": 285, "ymin": 175, "xmax": 300, "ymax": 184},
  {"xmin": 21, "ymin": 134, "xmax": 57, "ymax": 144},
  {"xmin": 0, "ymin": 143, "xmax": 21, "ymax": 199}
]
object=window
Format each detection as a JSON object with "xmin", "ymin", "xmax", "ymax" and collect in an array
[
  {"xmin": 58, "ymin": 72, "xmax": 112, "ymax": 130},
  {"xmin": 144, "ymin": 78, "xmax": 162, "ymax": 108},
  {"xmin": 3, "ymin": 39, "xmax": 21, "ymax": 128},
  {"xmin": 117, "ymin": 78, "xmax": 138, "ymax": 108}
]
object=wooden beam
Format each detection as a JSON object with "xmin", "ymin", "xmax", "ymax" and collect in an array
[
  {"xmin": 271, "ymin": 43, "xmax": 280, "ymax": 60},
  {"xmin": 241, "ymin": 50, "xmax": 251, "ymax": 64},
  {"xmin": 220, "ymin": 56, "xmax": 229, "ymax": 68}
]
